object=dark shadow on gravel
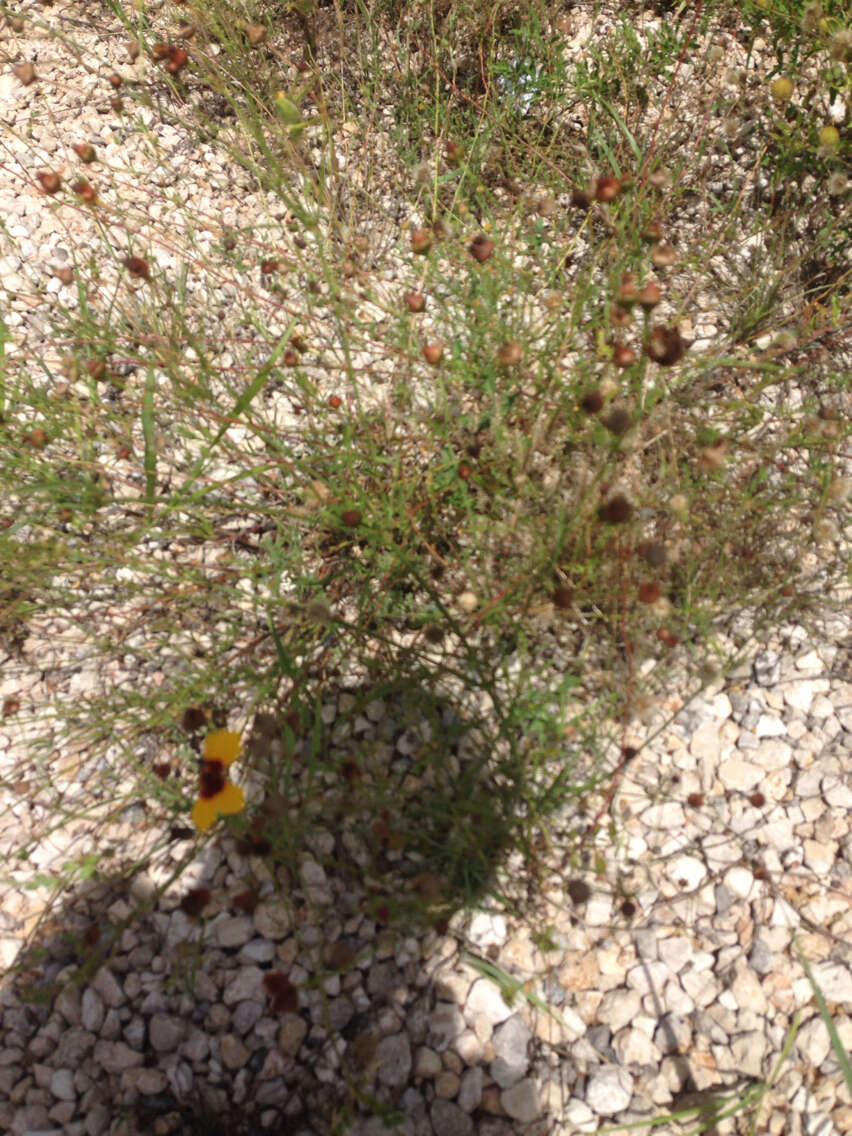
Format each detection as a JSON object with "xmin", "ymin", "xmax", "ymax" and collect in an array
[{"xmin": 0, "ymin": 672, "xmax": 569, "ymax": 1135}]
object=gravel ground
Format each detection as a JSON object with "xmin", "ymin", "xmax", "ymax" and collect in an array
[{"xmin": 1, "ymin": 3, "xmax": 851, "ymax": 1135}]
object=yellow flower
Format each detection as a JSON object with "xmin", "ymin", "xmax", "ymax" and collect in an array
[
  {"xmin": 203, "ymin": 729, "xmax": 241, "ymax": 766},
  {"xmin": 191, "ymin": 730, "xmax": 245, "ymax": 831},
  {"xmin": 191, "ymin": 781, "xmax": 246, "ymax": 832}
]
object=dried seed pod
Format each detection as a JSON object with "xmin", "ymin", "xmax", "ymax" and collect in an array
[
  {"xmin": 637, "ymin": 282, "xmax": 661, "ymax": 307},
  {"xmin": 410, "ymin": 228, "xmax": 432, "ymax": 254},
  {"xmin": 166, "ymin": 48, "xmax": 189, "ymax": 74},
  {"xmin": 597, "ymin": 493, "xmax": 633, "ymax": 524},
  {"xmin": 422, "ymin": 342, "xmax": 444, "ymax": 365},
  {"xmin": 404, "ymin": 292, "xmax": 426, "ymax": 312},
  {"xmin": 14, "ymin": 62, "xmax": 37, "ymax": 85},
  {"xmin": 602, "ymin": 407, "xmax": 632, "ymax": 435},
  {"xmin": 246, "ymin": 23, "xmax": 267, "ymax": 46},
  {"xmin": 445, "ymin": 140, "xmax": 464, "ymax": 167},
  {"xmin": 469, "ymin": 235, "xmax": 494, "ymax": 263},
  {"xmin": 497, "ymin": 341, "xmax": 522, "ymax": 366},
  {"xmin": 645, "ymin": 325, "xmax": 685, "ymax": 366},
  {"xmin": 581, "ymin": 389, "xmax": 604, "ymax": 415},
  {"xmin": 341, "ymin": 509, "xmax": 362, "ymax": 527},
  {"xmin": 37, "ymin": 171, "xmax": 61, "ymax": 194},
  {"xmin": 73, "ymin": 180, "xmax": 97, "ymax": 203},
  {"xmin": 73, "ymin": 143, "xmax": 97, "ymax": 163},
  {"xmin": 638, "ymin": 582, "xmax": 661, "ymax": 603},
  {"xmin": 595, "ymin": 176, "xmax": 621, "ymax": 202},
  {"xmin": 698, "ymin": 439, "xmax": 729, "ymax": 473},
  {"xmin": 552, "ymin": 585, "xmax": 573, "ymax": 609},
  {"xmin": 122, "ymin": 256, "xmax": 151, "ymax": 279},
  {"xmin": 612, "ymin": 344, "xmax": 636, "ymax": 368},
  {"xmin": 650, "ymin": 241, "xmax": 677, "ymax": 267}
]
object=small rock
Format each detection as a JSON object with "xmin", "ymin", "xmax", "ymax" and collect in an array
[
  {"xmin": 377, "ymin": 1032, "xmax": 412, "ymax": 1087},
  {"xmin": 278, "ymin": 1013, "xmax": 308, "ymax": 1057},
  {"xmin": 596, "ymin": 989, "xmax": 642, "ymax": 1033},
  {"xmin": 91, "ymin": 967, "xmax": 125, "ymax": 1008},
  {"xmin": 414, "ymin": 1046, "xmax": 442, "ymax": 1077},
  {"xmin": 209, "ymin": 914, "xmax": 254, "ymax": 948},
  {"xmin": 81, "ymin": 988, "xmax": 105, "ymax": 1033},
  {"xmin": 753, "ymin": 651, "xmax": 781, "ymax": 686},
  {"xmin": 49, "ymin": 1068, "xmax": 75, "ymax": 1101},
  {"xmin": 92, "ymin": 1040, "xmax": 144, "ymax": 1073},
  {"xmin": 220, "ymin": 1033, "xmax": 252, "ymax": 1070},
  {"xmin": 253, "ymin": 901, "xmax": 291, "ymax": 940},
  {"xmin": 490, "ymin": 1014, "xmax": 531, "ymax": 1088},
  {"xmin": 300, "ymin": 859, "xmax": 332, "ymax": 904},
  {"xmin": 467, "ymin": 912, "xmax": 507, "ymax": 948},
  {"xmin": 718, "ymin": 757, "xmax": 764, "ymax": 791},
  {"xmin": 466, "ymin": 979, "xmax": 512, "ymax": 1025},
  {"xmin": 731, "ymin": 1031, "xmax": 767, "ymax": 1077},
  {"xmin": 458, "ymin": 1066, "xmax": 483, "ymax": 1112},
  {"xmin": 429, "ymin": 1002, "xmax": 466, "ymax": 1051},
  {"xmin": 614, "ymin": 1026, "xmax": 661, "ymax": 1066},
  {"xmin": 654, "ymin": 1012, "xmax": 692, "ymax": 1055},
  {"xmin": 435, "ymin": 1070, "xmax": 461, "ymax": 1098},
  {"xmin": 796, "ymin": 1017, "xmax": 831, "ymax": 1067},
  {"xmin": 431, "ymin": 1099, "xmax": 474, "ymax": 1136},
  {"xmin": 501, "ymin": 1078, "xmax": 540, "ymax": 1123},
  {"xmin": 749, "ymin": 938, "xmax": 774, "ymax": 976},
  {"xmin": 224, "ymin": 966, "xmax": 265, "ymax": 1005},
  {"xmin": 586, "ymin": 1066, "xmax": 633, "ymax": 1115},
  {"xmin": 136, "ymin": 1068, "xmax": 168, "ymax": 1094},
  {"xmin": 149, "ymin": 1014, "xmax": 186, "ymax": 1053}
]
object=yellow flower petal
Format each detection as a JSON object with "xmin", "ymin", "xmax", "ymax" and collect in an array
[
  {"xmin": 203, "ymin": 729, "xmax": 241, "ymax": 766},
  {"xmin": 215, "ymin": 781, "xmax": 245, "ymax": 817},
  {"xmin": 191, "ymin": 796, "xmax": 219, "ymax": 832},
  {"xmin": 190, "ymin": 782, "xmax": 245, "ymax": 831}
]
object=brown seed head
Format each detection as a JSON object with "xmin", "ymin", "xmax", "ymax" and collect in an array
[
  {"xmin": 73, "ymin": 143, "xmax": 97, "ymax": 163},
  {"xmin": 650, "ymin": 241, "xmax": 677, "ymax": 267},
  {"xmin": 122, "ymin": 256, "xmax": 150, "ymax": 279},
  {"xmin": 126, "ymin": 40, "xmax": 140, "ymax": 62},
  {"xmin": 612, "ymin": 344, "xmax": 636, "ymax": 368},
  {"xmin": 581, "ymin": 389, "xmax": 604, "ymax": 415},
  {"xmin": 637, "ymin": 282, "xmax": 662, "ymax": 307},
  {"xmin": 410, "ymin": 228, "xmax": 432, "ymax": 254},
  {"xmin": 645, "ymin": 325, "xmax": 685, "ymax": 366},
  {"xmin": 552, "ymin": 585, "xmax": 573, "ymax": 609},
  {"xmin": 108, "ymin": 73, "xmax": 123, "ymax": 89},
  {"xmin": 24, "ymin": 427, "xmax": 49, "ymax": 450},
  {"xmin": 469, "ymin": 235, "xmax": 495, "ymax": 263},
  {"xmin": 603, "ymin": 407, "xmax": 632, "ymax": 435},
  {"xmin": 595, "ymin": 176, "xmax": 621, "ymax": 202},
  {"xmin": 246, "ymin": 23, "xmax": 267, "ymax": 46},
  {"xmin": 73, "ymin": 180, "xmax": 97, "ymax": 203},
  {"xmin": 341, "ymin": 509, "xmax": 362, "ymax": 527},
  {"xmin": 14, "ymin": 62, "xmax": 37, "ymax": 86},
  {"xmin": 638, "ymin": 582, "xmax": 661, "ymax": 603},
  {"xmin": 404, "ymin": 291, "xmax": 426, "ymax": 312},
  {"xmin": 37, "ymin": 171, "xmax": 62, "ymax": 194},
  {"xmin": 497, "ymin": 340, "xmax": 522, "ymax": 366},
  {"xmin": 445, "ymin": 140, "xmax": 464, "ymax": 167},
  {"xmin": 166, "ymin": 48, "xmax": 189, "ymax": 74},
  {"xmin": 610, "ymin": 304, "xmax": 633, "ymax": 328},
  {"xmin": 422, "ymin": 342, "xmax": 444, "ymax": 365},
  {"xmin": 597, "ymin": 493, "xmax": 633, "ymax": 524}
]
